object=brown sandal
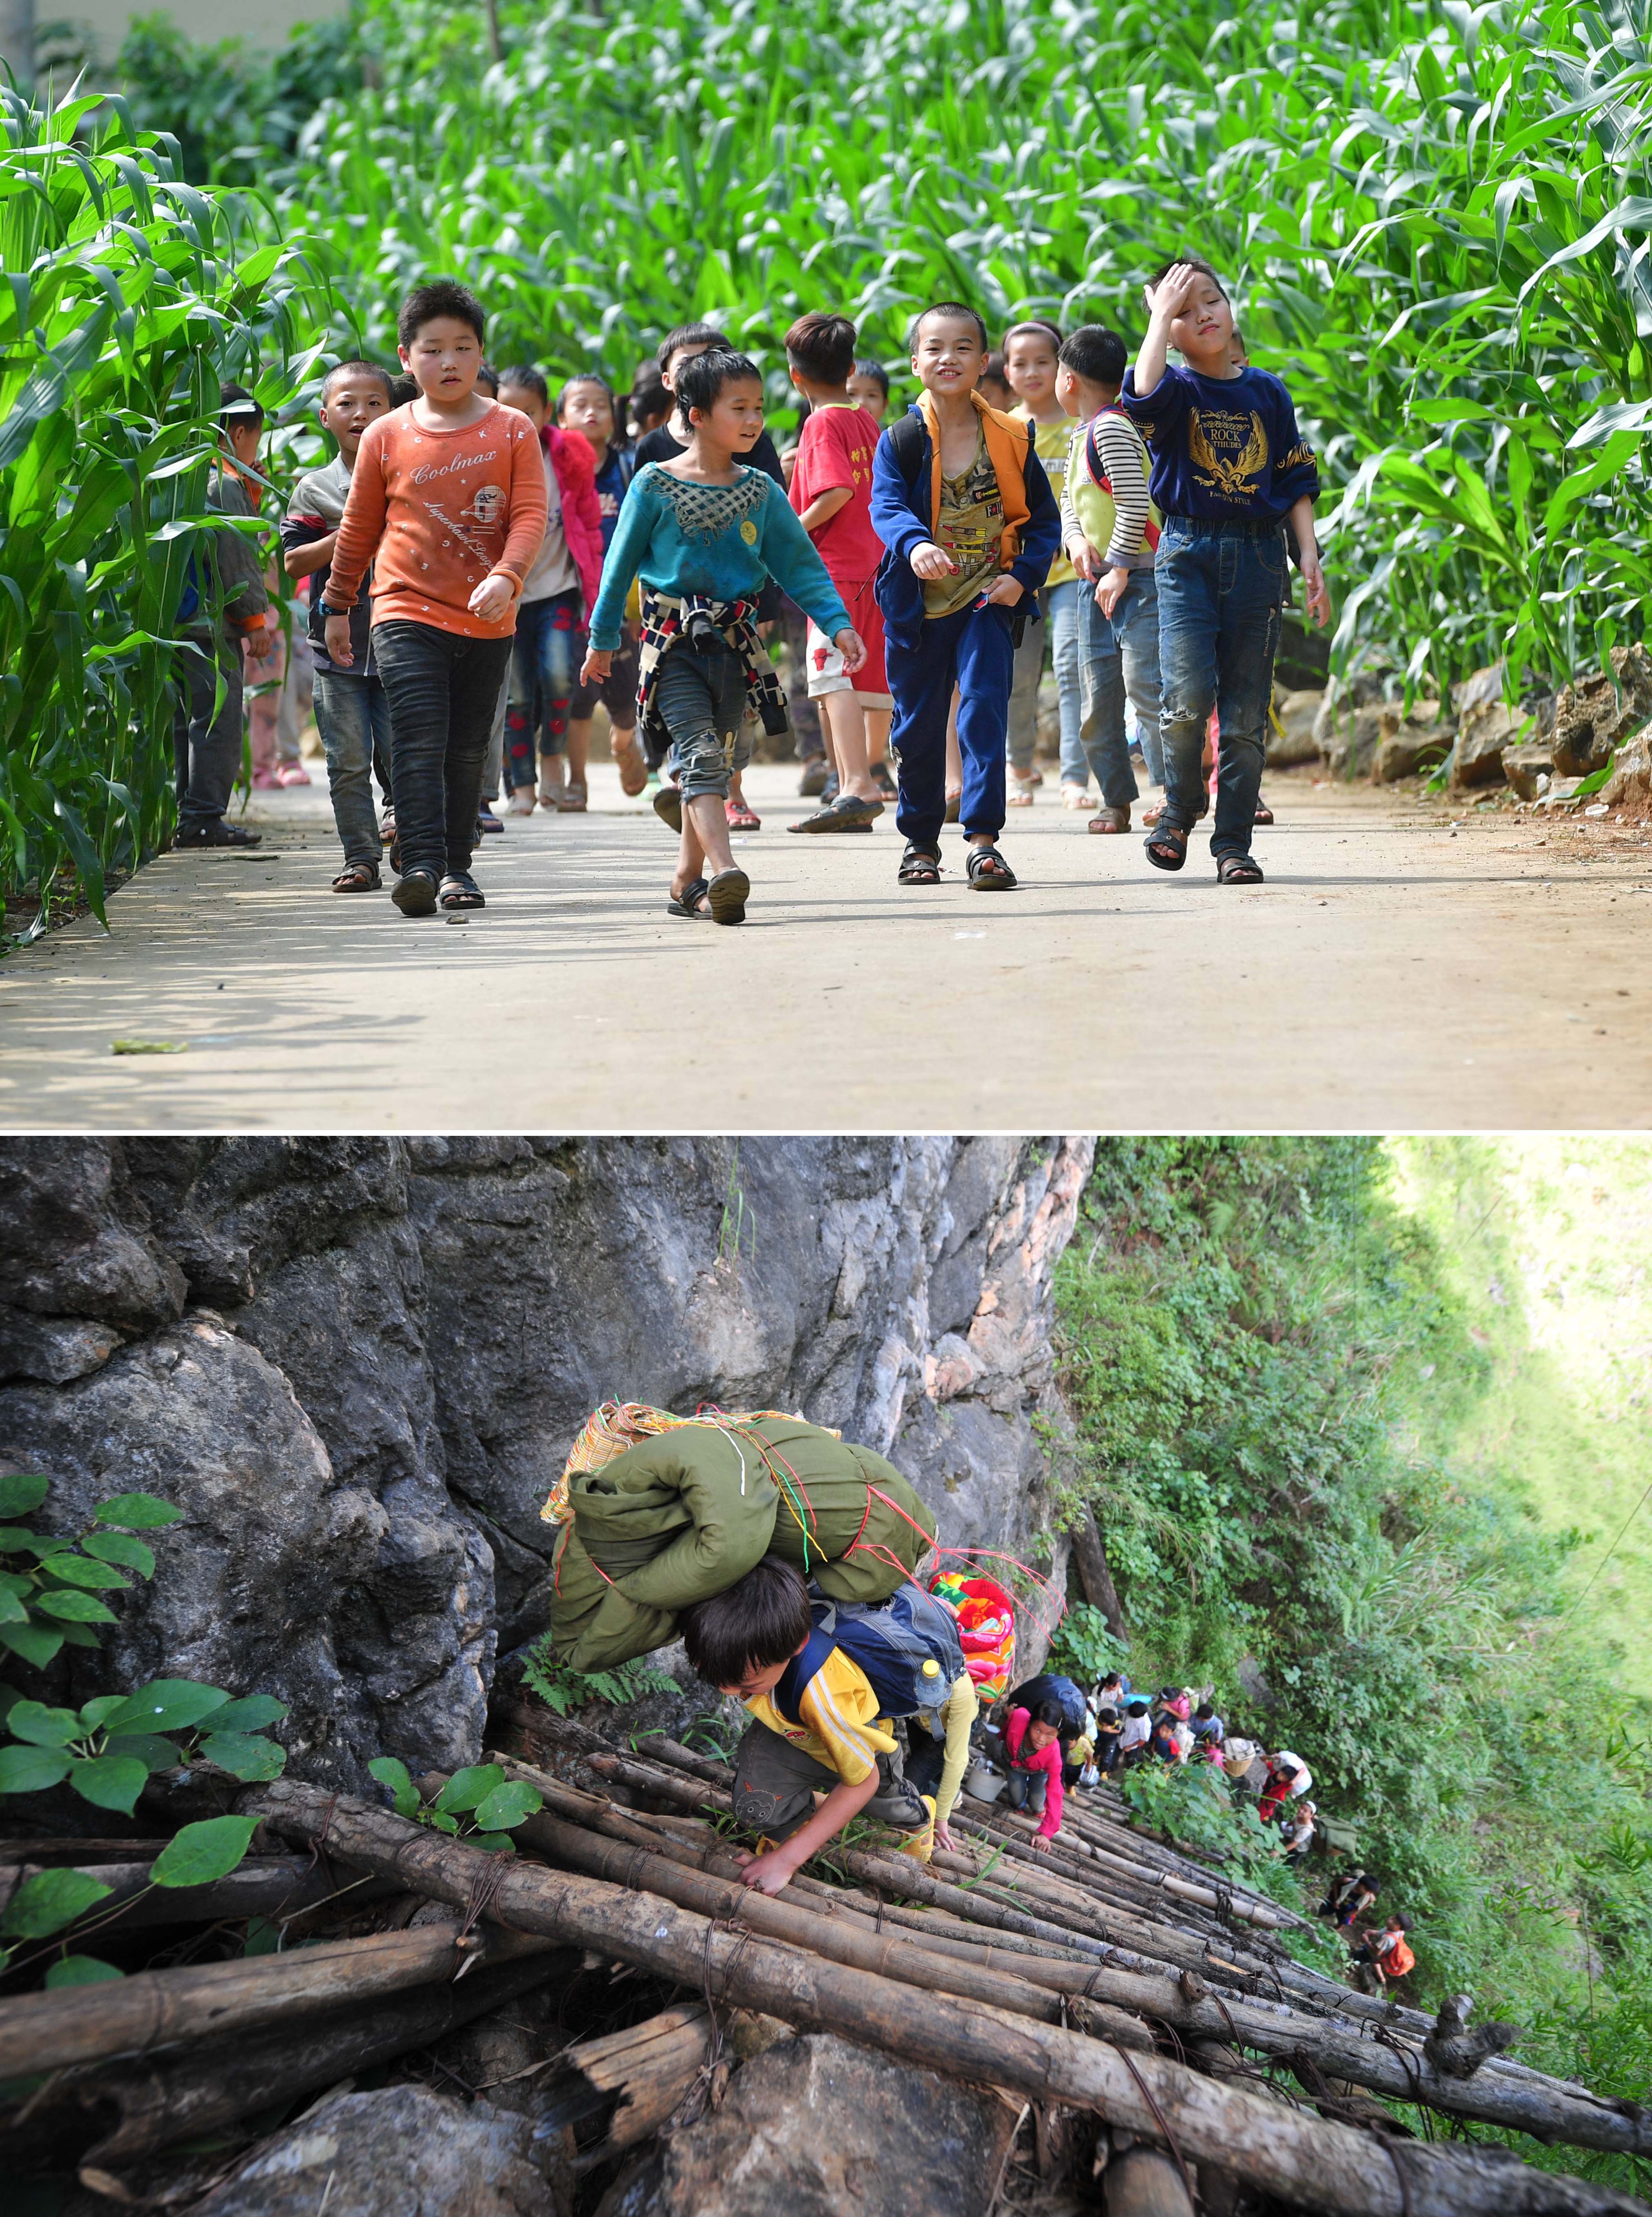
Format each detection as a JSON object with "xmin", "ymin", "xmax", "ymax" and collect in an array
[
  {"xmin": 331, "ymin": 861, "xmax": 380, "ymax": 893},
  {"xmin": 1088, "ymin": 806, "xmax": 1130, "ymax": 835}
]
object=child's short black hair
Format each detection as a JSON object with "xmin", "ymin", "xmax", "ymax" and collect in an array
[
  {"xmin": 1148, "ymin": 254, "xmax": 1228, "ymax": 301},
  {"xmin": 675, "ymin": 347, "xmax": 762, "ymax": 422},
  {"xmin": 321, "ymin": 360, "xmax": 393, "ymax": 405},
  {"xmin": 679, "ymin": 1556, "xmax": 811, "ymax": 1687},
  {"xmin": 1028, "ymin": 1699, "xmax": 1067, "ymax": 1733},
  {"xmin": 658, "ymin": 320, "xmax": 729, "ymax": 374},
  {"xmin": 1059, "ymin": 325, "xmax": 1127, "ymax": 389},
  {"xmin": 499, "ymin": 364, "xmax": 549, "ymax": 407},
  {"xmin": 1096, "ymin": 1707, "xmax": 1119, "ymax": 1726},
  {"xmin": 389, "ymin": 374, "xmax": 419, "ymax": 409},
  {"xmin": 219, "ymin": 382, "xmax": 264, "ymax": 427},
  {"xmin": 1003, "ymin": 318, "xmax": 1063, "ymax": 353},
  {"xmin": 851, "ymin": 358, "xmax": 890, "ymax": 398},
  {"xmin": 1195, "ymin": 1701, "xmax": 1215, "ymax": 1720},
  {"xmin": 1127, "ymin": 1698, "xmax": 1150, "ymax": 1715},
  {"xmin": 398, "ymin": 279, "xmax": 486, "ymax": 349},
  {"xmin": 908, "ymin": 301, "xmax": 990, "ymax": 352},
  {"xmin": 785, "ymin": 311, "xmax": 857, "ymax": 386},
  {"xmin": 558, "ymin": 371, "xmax": 617, "ymax": 422}
]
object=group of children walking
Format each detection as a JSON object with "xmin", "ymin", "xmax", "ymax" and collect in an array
[{"xmin": 180, "ymin": 260, "xmax": 1330, "ymax": 920}]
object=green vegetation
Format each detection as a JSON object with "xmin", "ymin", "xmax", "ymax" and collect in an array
[
  {"xmin": 367, "ymin": 1755, "xmax": 544, "ymax": 1849},
  {"xmin": 1055, "ymin": 1140, "xmax": 1652, "ymax": 2192}
]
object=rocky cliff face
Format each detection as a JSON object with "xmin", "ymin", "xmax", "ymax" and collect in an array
[{"xmin": 0, "ymin": 1136, "xmax": 1092, "ymax": 1788}]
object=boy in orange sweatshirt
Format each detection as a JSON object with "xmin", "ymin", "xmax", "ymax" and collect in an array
[{"xmin": 323, "ymin": 280, "xmax": 547, "ymax": 917}]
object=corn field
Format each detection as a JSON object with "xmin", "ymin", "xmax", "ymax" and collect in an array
[{"xmin": 6, "ymin": 0, "xmax": 1652, "ymax": 916}]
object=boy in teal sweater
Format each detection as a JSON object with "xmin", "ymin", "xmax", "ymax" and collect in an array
[{"xmin": 583, "ymin": 349, "xmax": 864, "ymax": 926}]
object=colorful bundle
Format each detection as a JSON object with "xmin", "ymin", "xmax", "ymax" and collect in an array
[{"xmin": 929, "ymin": 1566, "xmax": 1017, "ymax": 1704}]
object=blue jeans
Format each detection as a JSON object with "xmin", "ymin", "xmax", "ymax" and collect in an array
[
  {"xmin": 1155, "ymin": 519, "xmax": 1287, "ymax": 859},
  {"xmin": 1077, "ymin": 569, "xmax": 1163, "ymax": 811},
  {"xmin": 312, "ymin": 667, "xmax": 393, "ymax": 868},
  {"xmin": 506, "ymin": 587, "xmax": 584, "ymax": 786},
  {"xmin": 1007, "ymin": 580, "xmax": 1081, "ymax": 778},
  {"xmin": 888, "ymin": 601, "xmax": 1015, "ymax": 848},
  {"xmin": 653, "ymin": 640, "xmax": 751, "ymax": 802},
  {"xmin": 171, "ymin": 633, "xmax": 242, "ymax": 831}
]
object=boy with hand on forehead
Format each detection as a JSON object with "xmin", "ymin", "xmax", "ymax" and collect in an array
[
  {"xmin": 283, "ymin": 361, "xmax": 395, "ymax": 891},
  {"xmin": 870, "ymin": 303, "xmax": 1060, "ymax": 893},
  {"xmin": 323, "ymin": 280, "xmax": 548, "ymax": 918},
  {"xmin": 1120, "ymin": 256, "xmax": 1328, "ymax": 884},
  {"xmin": 582, "ymin": 349, "xmax": 864, "ymax": 927}
]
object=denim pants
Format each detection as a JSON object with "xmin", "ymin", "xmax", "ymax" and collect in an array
[
  {"xmin": 1155, "ymin": 519, "xmax": 1287, "ymax": 859},
  {"xmin": 1006, "ymin": 580, "xmax": 1081, "ymax": 777},
  {"xmin": 312, "ymin": 667, "xmax": 392, "ymax": 869},
  {"xmin": 505, "ymin": 587, "xmax": 583, "ymax": 786},
  {"xmin": 732, "ymin": 1722, "xmax": 926, "ymax": 1843},
  {"xmin": 171, "ymin": 633, "xmax": 243, "ymax": 831},
  {"xmin": 373, "ymin": 620, "xmax": 514, "ymax": 881},
  {"xmin": 888, "ymin": 600, "xmax": 1015, "ymax": 848},
  {"xmin": 653, "ymin": 639, "xmax": 751, "ymax": 802},
  {"xmin": 1077, "ymin": 569, "xmax": 1164, "ymax": 811}
]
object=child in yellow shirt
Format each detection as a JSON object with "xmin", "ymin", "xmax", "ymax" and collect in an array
[{"xmin": 680, "ymin": 1557, "xmax": 933, "ymax": 1895}]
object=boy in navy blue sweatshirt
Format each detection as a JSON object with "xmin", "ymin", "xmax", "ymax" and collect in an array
[
  {"xmin": 1120, "ymin": 258, "xmax": 1330, "ymax": 884},
  {"xmin": 870, "ymin": 304, "xmax": 1060, "ymax": 892}
]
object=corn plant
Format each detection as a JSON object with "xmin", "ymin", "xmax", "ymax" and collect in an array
[{"xmin": 0, "ymin": 81, "xmax": 324, "ymax": 932}]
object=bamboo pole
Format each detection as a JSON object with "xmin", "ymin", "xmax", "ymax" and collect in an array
[
  {"xmin": 0, "ymin": 1920, "xmax": 557, "ymax": 2081},
  {"xmin": 1106, "ymin": 2144, "xmax": 1197, "ymax": 2217},
  {"xmin": 0, "ymin": 1856, "xmax": 392, "ymax": 1934},
  {"xmin": 243, "ymin": 1781, "xmax": 1650, "ymax": 2217}
]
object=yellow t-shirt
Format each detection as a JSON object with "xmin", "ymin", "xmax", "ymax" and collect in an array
[
  {"xmin": 1015, "ymin": 407, "xmax": 1077, "ymax": 588},
  {"xmin": 746, "ymin": 1646, "xmax": 897, "ymax": 1787},
  {"xmin": 923, "ymin": 426, "xmax": 1005, "ymax": 620}
]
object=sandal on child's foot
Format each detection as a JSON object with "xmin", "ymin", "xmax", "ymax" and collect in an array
[
  {"xmin": 392, "ymin": 867, "xmax": 438, "ymax": 917},
  {"xmin": 1253, "ymin": 800, "xmax": 1275, "ymax": 825},
  {"xmin": 1144, "ymin": 825, "xmax": 1189, "ymax": 872},
  {"xmin": 667, "ymin": 876, "xmax": 711, "ymax": 919},
  {"xmin": 331, "ymin": 860, "xmax": 381, "ymax": 893},
  {"xmin": 943, "ymin": 789, "xmax": 962, "ymax": 824},
  {"xmin": 707, "ymin": 866, "xmax": 750, "ymax": 924},
  {"xmin": 1088, "ymin": 806, "xmax": 1130, "ymax": 835},
  {"xmin": 438, "ymin": 871, "xmax": 486, "ymax": 910},
  {"xmin": 1216, "ymin": 852, "xmax": 1265, "ymax": 884},
  {"xmin": 898, "ymin": 841, "xmax": 942, "ymax": 885},
  {"xmin": 726, "ymin": 796, "xmax": 762, "ymax": 831},
  {"xmin": 653, "ymin": 783, "xmax": 684, "ymax": 834},
  {"xmin": 556, "ymin": 781, "xmax": 588, "ymax": 813},
  {"xmin": 966, "ymin": 844, "xmax": 1017, "ymax": 891}
]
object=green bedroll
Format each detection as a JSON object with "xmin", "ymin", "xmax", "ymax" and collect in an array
[{"xmin": 548, "ymin": 1415, "xmax": 937, "ymax": 1673}]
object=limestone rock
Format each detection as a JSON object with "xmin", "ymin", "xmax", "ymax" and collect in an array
[
  {"xmin": 1320, "ymin": 704, "xmax": 1383, "ymax": 780},
  {"xmin": 1552, "ymin": 669, "xmax": 1641, "ymax": 780},
  {"xmin": 596, "ymin": 2032, "xmax": 1019, "ymax": 2217},
  {"xmin": 1603, "ymin": 721, "xmax": 1652, "ymax": 809},
  {"xmin": 0, "ymin": 1308, "xmax": 122, "ymax": 1384},
  {"xmin": 1268, "ymin": 687, "xmax": 1322, "ymax": 768},
  {"xmin": 1502, "ymin": 744, "xmax": 1555, "ymax": 803},
  {"xmin": 1450, "ymin": 665, "xmax": 1531, "ymax": 789},
  {"xmin": 193, "ymin": 2086, "xmax": 554, "ymax": 2217},
  {"xmin": 1370, "ymin": 707, "xmax": 1450, "ymax": 784},
  {"xmin": 0, "ymin": 1140, "xmax": 185, "ymax": 1331}
]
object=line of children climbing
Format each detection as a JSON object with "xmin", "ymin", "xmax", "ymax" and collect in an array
[{"xmin": 188, "ymin": 262, "xmax": 1331, "ymax": 919}]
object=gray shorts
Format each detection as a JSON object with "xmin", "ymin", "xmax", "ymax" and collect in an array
[{"xmin": 733, "ymin": 1722, "xmax": 928, "ymax": 1843}]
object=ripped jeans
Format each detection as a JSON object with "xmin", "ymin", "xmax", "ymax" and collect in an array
[
  {"xmin": 1154, "ymin": 518, "xmax": 1287, "ymax": 860},
  {"xmin": 653, "ymin": 638, "xmax": 752, "ymax": 802}
]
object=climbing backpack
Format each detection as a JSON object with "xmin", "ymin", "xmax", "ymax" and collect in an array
[
  {"xmin": 773, "ymin": 1582, "xmax": 966, "ymax": 1735},
  {"xmin": 1004, "ymin": 1672, "xmax": 1088, "ymax": 1741}
]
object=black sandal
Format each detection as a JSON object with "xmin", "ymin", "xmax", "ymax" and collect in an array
[
  {"xmin": 653, "ymin": 783, "xmax": 684, "ymax": 834},
  {"xmin": 438, "ymin": 871, "xmax": 486, "ymax": 909},
  {"xmin": 1145, "ymin": 825, "xmax": 1189, "ymax": 872},
  {"xmin": 331, "ymin": 861, "xmax": 380, "ymax": 893},
  {"xmin": 667, "ymin": 876, "xmax": 711, "ymax": 918},
  {"xmin": 1217, "ymin": 853, "xmax": 1265, "ymax": 884},
  {"xmin": 966, "ymin": 844, "xmax": 1017, "ymax": 891},
  {"xmin": 706, "ymin": 866, "xmax": 749, "ymax": 925},
  {"xmin": 898, "ymin": 842, "xmax": 942, "ymax": 885},
  {"xmin": 392, "ymin": 866, "xmax": 438, "ymax": 917}
]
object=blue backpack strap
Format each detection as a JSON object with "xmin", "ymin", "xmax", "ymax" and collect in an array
[
  {"xmin": 888, "ymin": 407, "xmax": 928, "ymax": 495},
  {"xmin": 771, "ymin": 1624, "xmax": 836, "ymax": 1727}
]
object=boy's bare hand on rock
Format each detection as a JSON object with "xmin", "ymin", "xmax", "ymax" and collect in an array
[
  {"xmin": 579, "ymin": 647, "xmax": 612, "ymax": 685},
  {"xmin": 834, "ymin": 626, "xmax": 867, "ymax": 674},
  {"xmin": 323, "ymin": 613, "xmax": 354, "ymax": 668},
  {"xmin": 983, "ymin": 574, "xmax": 1024, "ymax": 606},
  {"xmin": 468, "ymin": 573, "xmax": 515, "ymax": 624},
  {"xmin": 910, "ymin": 540, "xmax": 957, "ymax": 582},
  {"xmin": 1029, "ymin": 1833, "xmax": 1053, "ymax": 1852}
]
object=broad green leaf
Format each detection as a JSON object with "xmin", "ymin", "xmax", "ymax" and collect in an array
[
  {"xmin": 0, "ymin": 1621, "xmax": 64, "ymax": 1668},
  {"xmin": 102, "ymin": 1732, "xmax": 187, "ymax": 1773},
  {"xmin": 207, "ymin": 1695, "xmax": 288, "ymax": 1733},
  {"xmin": 101, "ymin": 1680, "xmax": 230, "ymax": 1734},
  {"xmin": 81, "ymin": 1532, "xmax": 156, "ymax": 1578},
  {"xmin": 427, "ymin": 1810, "xmax": 461, "ymax": 1833},
  {"xmin": 0, "ymin": 1588, "xmax": 27, "ymax": 1624},
  {"xmin": 473, "ymin": 1780, "xmax": 542, "ymax": 1832},
  {"xmin": 1, "ymin": 1866, "xmax": 113, "ymax": 1939},
  {"xmin": 32, "ymin": 1590, "xmax": 118, "ymax": 1626},
  {"xmin": 0, "ymin": 1477, "xmax": 49, "ymax": 1519},
  {"xmin": 5, "ymin": 1701, "xmax": 83, "ymax": 1747},
  {"xmin": 368, "ymin": 1754, "xmax": 420, "ymax": 1816},
  {"xmin": 94, "ymin": 1493, "xmax": 182, "ymax": 1531},
  {"xmin": 434, "ymin": 1763, "xmax": 505, "ymax": 1815},
  {"xmin": 78, "ymin": 1695, "xmax": 129, "ymax": 1730},
  {"xmin": 45, "ymin": 1955, "xmax": 125, "ymax": 1988},
  {"xmin": 39, "ymin": 1554, "xmax": 131, "ymax": 1591},
  {"xmin": 150, "ymin": 1814, "xmax": 259, "ymax": 1888},
  {"xmin": 68, "ymin": 1754, "xmax": 150, "ymax": 1813},
  {"xmin": 0, "ymin": 1742, "xmax": 72, "ymax": 1792},
  {"xmin": 200, "ymin": 1731, "xmax": 286, "ymax": 1782},
  {"xmin": 471, "ymin": 1833, "xmax": 519, "ymax": 1854}
]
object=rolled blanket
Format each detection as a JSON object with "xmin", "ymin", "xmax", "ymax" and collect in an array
[{"xmin": 547, "ymin": 1412, "xmax": 937, "ymax": 1672}]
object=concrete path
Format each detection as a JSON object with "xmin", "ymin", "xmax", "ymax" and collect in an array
[{"xmin": 2, "ymin": 762, "xmax": 1648, "ymax": 1132}]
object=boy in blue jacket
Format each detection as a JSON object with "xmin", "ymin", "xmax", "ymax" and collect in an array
[
  {"xmin": 870, "ymin": 304, "xmax": 1060, "ymax": 892},
  {"xmin": 1121, "ymin": 257, "xmax": 1330, "ymax": 884}
]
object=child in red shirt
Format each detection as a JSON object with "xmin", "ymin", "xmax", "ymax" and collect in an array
[
  {"xmin": 1002, "ymin": 1696, "xmax": 1066, "ymax": 1849},
  {"xmin": 784, "ymin": 312, "xmax": 893, "ymax": 835}
]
